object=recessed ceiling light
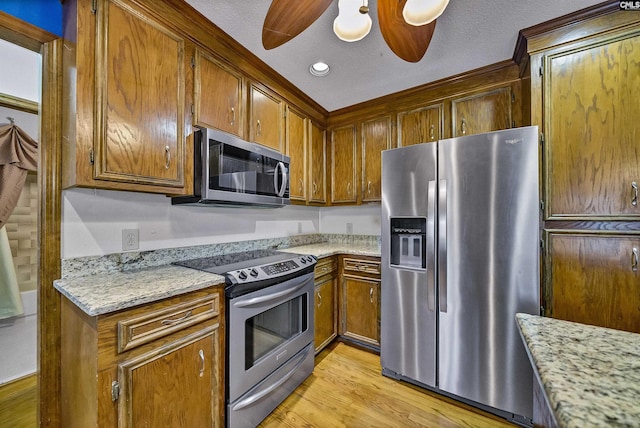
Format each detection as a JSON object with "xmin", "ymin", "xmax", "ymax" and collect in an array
[{"xmin": 309, "ymin": 62, "xmax": 330, "ymax": 77}]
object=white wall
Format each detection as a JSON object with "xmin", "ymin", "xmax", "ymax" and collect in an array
[
  {"xmin": 319, "ymin": 205, "xmax": 381, "ymax": 235},
  {"xmin": 0, "ymin": 39, "xmax": 40, "ymax": 102},
  {"xmin": 62, "ymin": 189, "xmax": 383, "ymax": 258},
  {"xmin": 62, "ymin": 188, "xmax": 323, "ymax": 258}
]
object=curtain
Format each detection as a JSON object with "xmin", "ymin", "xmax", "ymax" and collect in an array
[{"xmin": 0, "ymin": 122, "xmax": 38, "ymax": 320}]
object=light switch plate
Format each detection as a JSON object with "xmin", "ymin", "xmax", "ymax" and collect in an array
[{"xmin": 122, "ymin": 228, "xmax": 139, "ymax": 251}]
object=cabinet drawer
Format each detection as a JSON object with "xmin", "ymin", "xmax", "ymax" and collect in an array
[
  {"xmin": 118, "ymin": 294, "xmax": 219, "ymax": 353},
  {"xmin": 314, "ymin": 256, "xmax": 337, "ymax": 279},
  {"xmin": 343, "ymin": 258, "xmax": 381, "ymax": 277}
]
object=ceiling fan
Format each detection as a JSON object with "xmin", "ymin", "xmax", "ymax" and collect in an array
[{"xmin": 262, "ymin": 0, "xmax": 449, "ymax": 63}]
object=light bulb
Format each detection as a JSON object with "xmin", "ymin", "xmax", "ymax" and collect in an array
[
  {"xmin": 403, "ymin": 0, "xmax": 449, "ymax": 26},
  {"xmin": 333, "ymin": 0, "xmax": 372, "ymax": 42}
]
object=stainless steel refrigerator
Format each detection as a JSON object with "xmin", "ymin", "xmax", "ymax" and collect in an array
[{"xmin": 380, "ymin": 126, "xmax": 540, "ymax": 425}]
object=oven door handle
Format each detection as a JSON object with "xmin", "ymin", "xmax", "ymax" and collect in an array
[
  {"xmin": 233, "ymin": 281, "xmax": 308, "ymax": 308},
  {"xmin": 230, "ymin": 346, "xmax": 309, "ymax": 411}
]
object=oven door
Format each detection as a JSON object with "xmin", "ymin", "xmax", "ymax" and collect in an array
[{"xmin": 227, "ymin": 271, "xmax": 314, "ymax": 402}]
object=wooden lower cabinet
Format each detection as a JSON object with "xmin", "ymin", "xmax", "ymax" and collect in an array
[
  {"xmin": 314, "ymin": 256, "xmax": 338, "ymax": 354},
  {"xmin": 339, "ymin": 256, "xmax": 381, "ymax": 350},
  {"xmin": 546, "ymin": 232, "xmax": 640, "ymax": 333},
  {"xmin": 61, "ymin": 287, "xmax": 225, "ymax": 428}
]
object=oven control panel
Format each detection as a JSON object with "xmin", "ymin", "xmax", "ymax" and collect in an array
[{"xmin": 227, "ymin": 255, "xmax": 316, "ymax": 284}]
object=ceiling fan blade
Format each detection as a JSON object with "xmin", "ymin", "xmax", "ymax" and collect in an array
[
  {"xmin": 262, "ymin": 0, "xmax": 334, "ymax": 50},
  {"xmin": 378, "ymin": 0, "xmax": 437, "ymax": 63}
]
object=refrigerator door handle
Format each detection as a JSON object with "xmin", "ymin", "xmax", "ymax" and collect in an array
[
  {"xmin": 427, "ymin": 180, "xmax": 437, "ymax": 311},
  {"xmin": 438, "ymin": 179, "xmax": 447, "ymax": 312}
]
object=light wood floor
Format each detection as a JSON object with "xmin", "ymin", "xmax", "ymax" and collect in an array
[
  {"xmin": 260, "ymin": 342, "xmax": 516, "ymax": 428},
  {"xmin": 0, "ymin": 374, "xmax": 37, "ymax": 428}
]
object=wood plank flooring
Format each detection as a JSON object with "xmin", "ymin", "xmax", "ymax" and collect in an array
[
  {"xmin": 0, "ymin": 374, "xmax": 37, "ymax": 428},
  {"xmin": 260, "ymin": 342, "xmax": 516, "ymax": 428}
]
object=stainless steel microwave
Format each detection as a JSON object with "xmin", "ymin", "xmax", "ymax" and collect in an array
[{"xmin": 172, "ymin": 128, "xmax": 290, "ymax": 207}]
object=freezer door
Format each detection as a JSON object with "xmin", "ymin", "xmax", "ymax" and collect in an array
[
  {"xmin": 437, "ymin": 127, "xmax": 540, "ymax": 419},
  {"xmin": 381, "ymin": 143, "xmax": 437, "ymax": 387}
]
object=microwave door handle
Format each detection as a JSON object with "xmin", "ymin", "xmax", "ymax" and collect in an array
[{"xmin": 274, "ymin": 161, "xmax": 288, "ymax": 197}]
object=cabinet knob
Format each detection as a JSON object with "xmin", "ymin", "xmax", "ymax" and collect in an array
[
  {"xmin": 369, "ymin": 287, "xmax": 374, "ymax": 303},
  {"xmin": 164, "ymin": 145, "xmax": 171, "ymax": 170},
  {"xmin": 461, "ymin": 118, "xmax": 467, "ymax": 135},
  {"xmin": 429, "ymin": 124, "xmax": 435, "ymax": 140},
  {"xmin": 256, "ymin": 119, "xmax": 262, "ymax": 136},
  {"xmin": 299, "ymin": 178, "xmax": 304, "ymax": 193},
  {"xmin": 317, "ymin": 291, "xmax": 322, "ymax": 307},
  {"xmin": 632, "ymin": 181, "xmax": 638, "ymax": 207},
  {"xmin": 367, "ymin": 181, "xmax": 372, "ymax": 195},
  {"xmin": 347, "ymin": 182, "xmax": 351, "ymax": 196},
  {"xmin": 633, "ymin": 247, "xmax": 638, "ymax": 272},
  {"xmin": 230, "ymin": 106, "xmax": 235, "ymax": 126}
]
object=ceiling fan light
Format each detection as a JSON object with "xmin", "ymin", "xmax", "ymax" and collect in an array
[
  {"xmin": 403, "ymin": 0, "xmax": 449, "ymax": 26},
  {"xmin": 333, "ymin": 0, "xmax": 372, "ymax": 42}
]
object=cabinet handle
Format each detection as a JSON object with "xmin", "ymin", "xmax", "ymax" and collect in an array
[
  {"xmin": 461, "ymin": 118, "xmax": 467, "ymax": 135},
  {"xmin": 632, "ymin": 181, "xmax": 638, "ymax": 207},
  {"xmin": 160, "ymin": 310, "xmax": 192, "ymax": 325},
  {"xmin": 367, "ymin": 181, "xmax": 372, "ymax": 195},
  {"xmin": 230, "ymin": 107, "xmax": 235, "ymax": 126},
  {"xmin": 369, "ymin": 287, "xmax": 374, "ymax": 303},
  {"xmin": 429, "ymin": 124, "xmax": 435, "ymax": 140},
  {"xmin": 347, "ymin": 182, "xmax": 351, "ymax": 195},
  {"xmin": 313, "ymin": 181, "xmax": 317, "ymax": 195},
  {"xmin": 198, "ymin": 349, "xmax": 205, "ymax": 377},
  {"xmin": 321, "ymin": 267, "xmax": 329, "ymax": 272},
  {"xmin": 299, "ymin": 178, "xmax": 304, "ymax": 193},
  {"xmin": 164, "ymin": 145, "xmax": 171, "ymax": 170},
  {"xmin": 317, "ymin": 291, "xmax": 322, "ymax": 307},
  {"xmin": 256, "ymin": 119, "xmax": 262, "ymax": 136},
  {"xmin": 357, "ymin": 265, "xmax": 367, "ymax": 271},
  {"xmin": 633, "ymin": 247, "xmax": 638, "ymax": 272}
]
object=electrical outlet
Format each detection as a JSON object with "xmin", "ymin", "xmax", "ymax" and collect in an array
[
  {"xmin": 346, "ymin": 223, "xmax": 353, "ymax": 234},
  {"xmin": 122, "ymin": 228, "xmax": 139, "ymax": 251}
]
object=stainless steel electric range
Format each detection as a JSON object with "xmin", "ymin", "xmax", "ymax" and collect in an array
[{"xmin": 175, "ymin": 249, "xmax": 317, "ymax": 428}]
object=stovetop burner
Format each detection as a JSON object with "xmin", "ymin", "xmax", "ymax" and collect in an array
[{"xmin": 173, "ymin": 249, "xmax": 317, "ymax": 298}]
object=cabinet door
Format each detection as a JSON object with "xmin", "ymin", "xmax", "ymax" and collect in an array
[
  {"xmin": 314, "ymin": 276, "xmax": 337, "ymax": 354},
  {"xmin": 397, "ymin": 104, "xmax": 442, "ymax": 147},
  {"xmin": 309, "ymin": 122, "xmax": 327, "ymax": 204},
  {"xmin": 451, "ymin": 86, "xmax": 512, "ymax": 137},
  {"xmin": 194, "ymin": 49, "xmax": 243, "ymax": 137},
  {"xmin": 342, "ymin": 278, "xmax": 380, "ymax": 347},
  {"xmin": 117, "ymin": 327, "xmax": 221, "ymax": 427},
  {"xmin": 286, "ymin": 106, "xmax": 308, "ymax": 202},
  {"xmin": 361, "ymin": 116, "xmax": 392, "ymax": 202},
  {"xmin": 330, "ymin": 124, "xmax": 357, "ymax": 204},
  {"xmin": 250, "ymin": 84, "xmax": 284, "ymax": 152},
  {"xmin": 547, "ymin": 233, "xmax": 640, "ymax": 333},
  {"xmin": 95, "ymin": 0, "xmax": 185, "ymax": 188},
  {"xmin": 544, "ymin": 34, "xmax": 640, "ymax": 219}
]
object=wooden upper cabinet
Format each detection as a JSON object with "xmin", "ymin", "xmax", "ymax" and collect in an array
[
  {"xmin": 194, "ymin": 49, "xmax": 244, "ymax": 137},
  {"xmin": 544, "ymin": 33, "xmax": 640, "ymax": 219},
  {"xmin": 286, "ymin": 106, "xmax": 308, "ymax": 202},
  {"xmin": 451, "ymin": 86, "xmax": 513, "ymax": 137},
  {"xmin": 397, "ymin": 104, "xmax": 442, "ymax": 147},
  {"xmin": 361, "ymin": 116, "xmax": 392, "ymax": 202},
  {"xmin": 250, "ymin": 84, "xmax": 284, "ymax": 152},
  {"xmin": 331, "ymin": 124, "xmax": 357, "ymax": 204},
  {"xmin": 309, "ymin": 121, "xmax": 327, "ymax": 204},
  {"xmin": 94, "ymin": 0, "xmax": 185, "ymax": 189},
  {"xmin": 547, "ymin": 233, "xmax": 640, "ymax": 333}
]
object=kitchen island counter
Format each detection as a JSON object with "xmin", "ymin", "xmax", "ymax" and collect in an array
[{"xmin": 516, "ymin": 313, "xmax": 640, "ymax": 427}]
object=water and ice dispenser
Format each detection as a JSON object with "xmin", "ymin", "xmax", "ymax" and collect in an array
[{"xmin": 389, "ymin": 217, "xmax": 427, "ymax": 270}]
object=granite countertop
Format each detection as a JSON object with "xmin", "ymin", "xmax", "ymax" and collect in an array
[
  {"xmin": 516, "ymin": 313, "xmax": 640, "ymax": 427},
  {"xmin": 54, "ymin": 240, "xmax": 380, "ymax": 317},
  {"xmin": 281, "ymin": 242, "xmax": 381, "ymax": 258},
  {"xmin": 54, "ymin": 265, "xmax": 225, "ymax": 316}
]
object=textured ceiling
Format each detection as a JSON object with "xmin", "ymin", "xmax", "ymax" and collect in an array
[{"xmin": 185, "ymin": 0, "xmax": 604, "ymax": 112}]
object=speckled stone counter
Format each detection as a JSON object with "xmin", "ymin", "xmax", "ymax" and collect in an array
[
  {"xmin": 54, "ymin": 265, "xmax": 224, "ymax": 316},
  {"xmin": 516, "ymin": 313, "xmax": 640, "ymax": 427},
  {"xmin": 281, "ymin": 242, "xmax": 380, "ymax": 259}
]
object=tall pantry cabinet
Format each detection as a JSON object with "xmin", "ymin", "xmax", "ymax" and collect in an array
[{"xmin": 518, "ymin": 3, "xmax": 640, "ymax": 333}]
